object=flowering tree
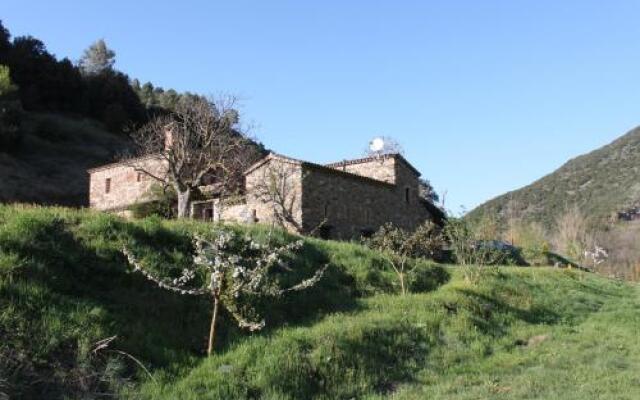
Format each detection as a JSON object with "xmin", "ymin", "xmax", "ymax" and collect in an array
[
  {"xmin": 123, "ymin": 230, "xmax": 327, "ymax": 355},
  {"xmin": 583, "ymin": 244, "xmax": 608, "ymax": 270}
]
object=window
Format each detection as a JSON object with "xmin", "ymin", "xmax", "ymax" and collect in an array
[
  {"xmin": 105, "ymin": 178, "xmax": 111, "ymax": 194},
  {"xmin": 323, "ymin": 203, "xmax": 329, "ymax": 218},
  {"xmin": 136, "ymin": 172, "xmax": 143, "ymax": 182},
  {"xmin": 405, "ymin": 187, "xmax": 410, "ymax": 204}
]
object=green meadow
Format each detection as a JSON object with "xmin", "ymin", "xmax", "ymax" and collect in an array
[{"xmin": 1, "ymin": 205, "xmax": 638, "ymax": 399}]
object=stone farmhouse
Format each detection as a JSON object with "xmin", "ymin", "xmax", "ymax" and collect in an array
[{"xmin": 88, "ymin": 151, "xmax": 444, "ymax": 239}]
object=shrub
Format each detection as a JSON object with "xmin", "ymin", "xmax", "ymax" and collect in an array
[
  {"xmin": 509, "ymin": 221, "xmax": 550, "ymax": 265},
  {"xmin": 444, "ymin": 217, "xmax": 519, "ymax": 283},
  {"xmin": 552, "ymin": 205, "xmax": 591, "ymax": 263},
  {"xmin": 129, "ymin": 185, "xmax": 177, "ymax": 219},
  {"xmin": 365, "ymin": 221, "xmax": 445, "ymax": 294}
]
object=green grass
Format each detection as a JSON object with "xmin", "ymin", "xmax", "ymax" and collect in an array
[
  {"xmin": 1, "ymin": 204, "xmax": 639, "ymax": 399},
  {"xmin": 138, "ymin": 269, "xmax": 639, "ymax": 400}
]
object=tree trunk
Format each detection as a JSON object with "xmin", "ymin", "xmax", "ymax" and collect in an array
[
  {"xmin": 176, "ymin": 189, "xmax": 191, "ymax": 218},
  {"xmin": 207, "ymin": 296, "xmax": 220, "ymax": 356},
  {"xmin": 399, "ymin": 272, "xmax": 406, "ymax": 295}
]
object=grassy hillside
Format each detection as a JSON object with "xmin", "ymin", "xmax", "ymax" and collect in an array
[
  {"xmin": 469, "ymin": 126, "xmax": 640, "ymax": 227},
  {"xmin": 1, "ymin": 205, "xmax": 639, "ymax": 399},
  {"xmin": 0, "ymin": 112, "xmax": 130, "ymax": 206}
]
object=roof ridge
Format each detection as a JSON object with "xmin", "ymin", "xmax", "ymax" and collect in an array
[
  {"xmin": 325, "ymin": 153, "xmax": 421, "ymax": 176},
  {"xmin": 87, "ymin": 153, "xmax": 162, "ymax": 173},
  {"xmin": 324, "ymin": 153, "xmax": 396, "ymax": 167}
]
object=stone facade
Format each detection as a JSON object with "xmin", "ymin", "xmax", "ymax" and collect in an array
[
  {"xmin": 88, "ymin": 152, "xmax": 443, "ymax": 239},
  {"xmin": 325, "ymin": 157, "xmax": 398, "ymax": 184},
  {"xmin": 88, "ymin": 155, "xmax": 168, "ymax": 212},
  {"xmin": 302, "ymin": 155, "xmax": 434, "ymax": 238},
  {"xmin": 214, "ymin": 153, "xmax": 440, "ymax": 239}
]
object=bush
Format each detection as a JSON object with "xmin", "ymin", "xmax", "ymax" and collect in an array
[
  {"xmin": 509, "ymin": 222, "xmax": 550, "ymax": 265},
  {"xmin": 365, "ymin": 222, "xmax": 445, "ymax": 295},
  {"xmin": 444, "ymin": 217, "xmax": 525, "ymax": 283},
  {"xmin": 129, "ymin": 185, "xmax": 177, "ymax": 219}
]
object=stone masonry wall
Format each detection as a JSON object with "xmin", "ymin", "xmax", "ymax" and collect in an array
[
  {"xmin": 88, "ymin": 152, "xmax": 435, "ymax": 240},
  {"xmin": 242, "ymin": 157, "xmax": 304, "ymax": 231},
  {"xmin": 327, "ymin": 156, "xmax": 397, "ymax": 184},
  {"xmin": 88, "ymin": 156, "xmax": 168, "ymax": 211},
  {"xmin": 301, "ymin": 159, "xmax": 432, "ymax": 239}
]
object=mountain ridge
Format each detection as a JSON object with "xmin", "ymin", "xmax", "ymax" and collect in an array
[{"xmin": 468, "ymin": 126, "xmax": 640, "ymax": 227}]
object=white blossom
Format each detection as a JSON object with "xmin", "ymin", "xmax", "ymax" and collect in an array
[{"xmin": 122, "ymin": 229, "xmax": 326, "ymax": 335}]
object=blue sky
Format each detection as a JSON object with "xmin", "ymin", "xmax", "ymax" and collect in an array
[{"xmin": 4, "ymin": 1, "xmax": 640, "ymax": 211}]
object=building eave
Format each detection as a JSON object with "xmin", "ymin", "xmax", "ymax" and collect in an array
[
  {"xmin": 325, "ymin": 153, "xmax": 422, "ymax": 177},
  {"xmin": 87, "ymin": 153, "xmax": 163, "ymax": 174}
]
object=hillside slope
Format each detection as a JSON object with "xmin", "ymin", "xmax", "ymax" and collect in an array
[
  {"xmin": 0, "ymin": 113, "xmax": 130, "ymax": 206},
  {"xmin": 469, "ymin": 126, "xmax": 640, "ymax": 227},
  {"xmin": 1, "ymin": 205, "xmax": 639, "ymax": 399}
]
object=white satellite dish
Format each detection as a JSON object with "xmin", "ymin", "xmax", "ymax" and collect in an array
[{"xmin": 369, "ymin": 137, "xmax": 385, "ymax": 152}]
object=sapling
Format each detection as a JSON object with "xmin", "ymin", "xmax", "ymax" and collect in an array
[
  {"xmin": 367, "ymin": 222, "xmax": 444, "ymax": 295},
  {"xmin": 123, "ymin": 230, "xmax": 327, "ymax": 355}
]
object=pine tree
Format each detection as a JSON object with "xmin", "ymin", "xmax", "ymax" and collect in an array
[{"xmin": 79, "ymin": 39, "xmax": 115, "ymax": 76}]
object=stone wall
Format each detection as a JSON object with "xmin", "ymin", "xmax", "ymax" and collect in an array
[
  {"xmin": 88, "ymin": 152, "xmax": 436, "ymax": 240},
  {"xmin": 301, "ymin": 159, "xmax": 432, "ymax": 239},
  {"xmin": 326, "ymin": 156, "xmax": 397, "ymax": 184},
  {"xmin": 243, "ymin": 156, "xmax": 304, "ymax": 231},
  {"xmin": 88, "ymin": 156, "xmax": 168, "ymax": 211}
]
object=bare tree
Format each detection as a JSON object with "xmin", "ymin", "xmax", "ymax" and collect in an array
[
  {"xmin": 366, "ymin": 222, "xmax": 444, "ymax": 295},
  {"xmin": 251, "ymin": 159, "xmax": 304, "ymax": 231},
  {"xmin": 124, "ymin": 95, "xmax": 261, "ymax": 218},
  {"xmin": 552, "ymin": 204, "xmax": 590, "ymax": 262}
]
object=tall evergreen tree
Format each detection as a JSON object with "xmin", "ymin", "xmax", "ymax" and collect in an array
[
  {"xmin": 0, "ymin": 20, "xmax": 10, "ymax": 60},
  {"xmin": 79, "ymin": 39, "xmax": 115, "ymax": 76}
]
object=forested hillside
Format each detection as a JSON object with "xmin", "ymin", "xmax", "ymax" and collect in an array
[
  {"xmin": 469, "ymin": 126, "xmax": 640, "ymax": 227},
  {"xmin": 0, "ymin": 113, "xmax": 131, "ymax": 205},
  {"xmin": 0, "ymin": 20, "xmax": 261, "ymax": 206}
]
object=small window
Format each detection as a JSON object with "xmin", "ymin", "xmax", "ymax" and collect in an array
[
  {"xmin": 323, "ymin": 203, "xmax": 329, "ymax": 218},
  {"xmin": 105, "ymin": 178, "xmax": 111, "ymax": 194},
  {"xmin": 252, "ymin": 209, "xmax": 257, "ymax": 221},
  {"xmin": 136, "ymin": 172, "xmax": 143, "ymax": 182},
  {"xmin": 405, "ymin": 188, "xmax": 410, "ymax": 204}
]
